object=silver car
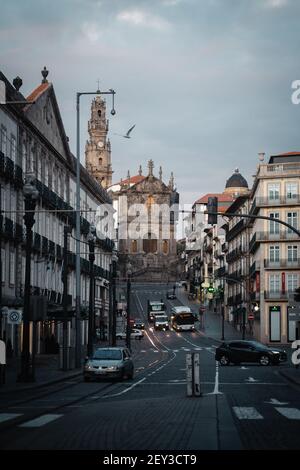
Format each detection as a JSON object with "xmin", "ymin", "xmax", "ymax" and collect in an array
[{"xmin": 84, "ymin": 347, "xmax": 134, "ymax": 381}]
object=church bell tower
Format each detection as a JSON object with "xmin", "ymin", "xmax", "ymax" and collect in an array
[{"xmin": 85, "ymin": 95, "xmax": 113, "ymax": 188}]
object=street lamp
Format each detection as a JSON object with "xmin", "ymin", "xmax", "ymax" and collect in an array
[
  {"xmin": 75, "ymin": 87, "xmax": 116, "ymax": 366},
  {"xmin": 18, "ymin": 173, "xmax": 39, "ymax": 382},
  {"xmin": 126, "ymin": 262, "xmax": 132, "ymax": 351},
  {"xmin": 109, "ymin": 250, "xmax": 118, "ymax": 346},
  {"xmin": 87, "ymin": 223, "xmax": 96, "ymax": 357}
]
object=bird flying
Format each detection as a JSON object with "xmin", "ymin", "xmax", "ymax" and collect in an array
[{"xmin": 114, "ymin": 124, "xmax": 136, "ymax": 139}]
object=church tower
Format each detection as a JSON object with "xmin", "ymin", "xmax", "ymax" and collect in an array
[{"xmin": 85, "ymin": 95, "xmax": 113, "ymax": 188}]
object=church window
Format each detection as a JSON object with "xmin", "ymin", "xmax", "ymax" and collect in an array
[
  {"xmin": 99, "ymin": 158, "xmax": 103, "ymax": 165},
  {"xmin": 98, "ymin": 110, "xmax": 101, "ymax": 118},
  {"xmin": 143, "ymin": 232, "xmax": 157, "ymax": 254},
  {"xmin": 163, "ymin": 240, "xmax": 169, "ymax": 254}
]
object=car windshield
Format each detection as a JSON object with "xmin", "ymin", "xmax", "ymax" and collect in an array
[
  {"xmin": 156, "ymin": 315, "xmax": 168, "ymax": 321},
  {"xmin": 174, "ymin": 306, "xmax": 191, "ymax": 313},
  {"xmin": 151, "ymin": 304, "xmax": 164, "ymax": 311},
  {"xmin": 92, "ymin": 349, "xmax": 122, "ymax": 360}
]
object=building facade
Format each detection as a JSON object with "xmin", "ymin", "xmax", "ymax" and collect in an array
[{"xmin": 0, "ymin": 69, "xmax": 114, "ymax": 357}]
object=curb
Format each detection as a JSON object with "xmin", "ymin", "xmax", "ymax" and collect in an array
[{"xmin": 0, "ymin": 370, "xmax": 83, "ymax": 395}]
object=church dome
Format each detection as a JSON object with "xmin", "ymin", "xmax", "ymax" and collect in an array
[{"xmin": 224, "ymin": 168, "xmax": 249, "ymax": 195}]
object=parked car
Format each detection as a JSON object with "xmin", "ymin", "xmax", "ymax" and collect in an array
[
  {"xmin": 215, "ymin": 340, "xmax": 287, "ymax": 366},
  {"xmin": 167, "ymin": 290, "xmax": 176, "ymax": 299},
  {"xmin": 116, "ymin": 329, "xmax": 144, "ymax": 340},
  {"xmin": 133, "ymin": 318, "xmax": 145, "ymax": 329},
  {"xmin": 84, "ymin": 347, "xmax": 134, "ymax": 381}
]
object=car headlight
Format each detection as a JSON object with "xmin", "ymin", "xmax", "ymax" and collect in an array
[
  {"xmin": 107, "ymin": 366, "xmax": 119, "ymax": 371},
  {"xmin": 271, "ymin": 351, "xmax": 280, "ymax": 354},
  {"xmin": 85, "ymin": 363, "xmax": 93, "ymax": 370}
]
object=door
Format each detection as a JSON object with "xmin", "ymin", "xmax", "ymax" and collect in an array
[{"xmin": 228, "ymin": 342, "xmax": 251, "ymax": 363}]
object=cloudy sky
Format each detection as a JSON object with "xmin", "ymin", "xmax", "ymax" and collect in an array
[{"xmin": 1, "ymin": 0, "xmax": 300, "ymax": 205}]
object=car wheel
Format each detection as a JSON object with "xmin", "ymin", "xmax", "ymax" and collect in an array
[
  {"xmin": 219, "ymin": 355, "xmax": 230, "ymax": 366},
  {"xmin": 259, "ymin": 355, "xmax": 270, "ymax": 366}
]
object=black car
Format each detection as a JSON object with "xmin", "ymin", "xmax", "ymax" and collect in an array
[
  {"xmin": 215, "ymin": 340, "xmax": 287, "ymax": 366},
  {"xmin": 133, "ymin": 319, "xmax": 145, "ymax": 330},
  {"xmin": 167, "ymin": 290, "xmax": 176, "ymax": 300}
]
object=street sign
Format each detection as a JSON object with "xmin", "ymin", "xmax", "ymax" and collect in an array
[
  {"xmin": 248, "ymin": 314, "xmax": 254, "ymax": 320},
  {"xmin": 7, "ymin": 309, "xmax": 22, "ymax": 325}
]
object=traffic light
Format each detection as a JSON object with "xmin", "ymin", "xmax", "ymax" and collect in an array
[
  {"xmin": 207, "ymin": 285, "xmax": 215, "ymax": 294},
  {"xmin": 294, "ymin": 287, "xmax": 300, "ymax": 302},
  {"xmin": 207, "ymin": 197, "xmax": 218, "ymax": 225}
]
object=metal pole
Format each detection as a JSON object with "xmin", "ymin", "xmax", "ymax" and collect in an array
[
  {"xmin": 87, "ymin": 239, "xmax": 95, "ymax": 357},
  {"xmin": 242, "ymin": 308, "xmax": 246, "ymax": 340},
  {"xmin": 75, "ymin": 92, "xmax": 81, "ymax": 368},
  {"xmin": 108, "ymin": 264, "xmax": 113, "ymax": 346},
  {"xmin": 0, "ymin": 183, "xmax": 2, "ymax": 340},
  {"xmin": 62, "ymin": 226, "xmax": 69, "ymax": 370},
  {"xmin": 221, "ymin": 304, "xmax": 225, "ymax": 341},
  {"xmin": 126, "ymin": 275, "xmax": 131, "ymax": 351},
  {"xmin": 18, "ymin": 198, "xmax": 35, "ymax": 382},
  {"xmin": 112, "ymin": 260, "xmax": 117, "ymax": 347}
]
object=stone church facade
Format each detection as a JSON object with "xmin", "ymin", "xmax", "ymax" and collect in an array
[
  {"xmin": 110, "ymin": 161, "xmax": 180, "ymax": 281},
  {"xmin": 85, "ymin": 97, "xmax": 180, "ymax": 282}
]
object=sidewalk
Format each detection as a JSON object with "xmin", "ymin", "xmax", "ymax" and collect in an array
[
  {"xmin": 177, "ymin": 288, "xmax": 252, "ymax": 343},
  {"xmin": 0, "ymin": 338, "xmax": 145, "ymax": 394}
]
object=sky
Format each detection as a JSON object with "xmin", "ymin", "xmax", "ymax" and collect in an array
[{"xmin": 1, "ymin": 0, "xmax": 300, "ymax": 206}]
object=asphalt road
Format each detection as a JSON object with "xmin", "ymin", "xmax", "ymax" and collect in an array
[{"xmin": 0, "ymin": 283, "xmax": 299, "ymax": 450}]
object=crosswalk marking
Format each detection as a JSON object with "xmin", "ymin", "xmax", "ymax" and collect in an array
[
  {"xmin": 275, "ymin": 407, "xmax": 300, "ymax": 420},
  {"xmin": 0, "ymin": 413, "xmax": 22, "ymax": 424},
  {"xmin": 19, "ymin": 414, "xmax": 63, "ymax": 428},
  {"xmin": 233, "ymin": 407, "xmax": 264, "ymax": 420}
]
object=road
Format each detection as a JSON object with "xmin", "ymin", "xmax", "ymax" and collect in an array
[{"xmin": 0, "ymin": 283, "xmax": 299, "ymax": 450}]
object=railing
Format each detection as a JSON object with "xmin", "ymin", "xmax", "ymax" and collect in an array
[
  {"xmin": 264, "ymin": 290, "xmax": 291, "ymax": 300},
  {"xmin": 226, "ymin": 219, "xmax": 245, "ymax": 242},
  {"xmin": 264, "ymin": 258, "xmax": 300, "ymax": 269},
  {"xmin": 256, "ymin": 230, "xmax": 299, "ymax": 241},
  {"xmin": 215, "ymin": 266, "xmax": 226, "ymax": 278},
  {"xmin": 249, "ymin": 261, "xmax": 258, "ymax": 278}
]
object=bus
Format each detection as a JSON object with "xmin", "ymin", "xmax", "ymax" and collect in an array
[
  {"xmin": 171, "ymin": 311, "xmax": 195, "ymax": 332},
  {"xmin": 147, "ymin": 300, "xmax": 166, "ymax": 322}
]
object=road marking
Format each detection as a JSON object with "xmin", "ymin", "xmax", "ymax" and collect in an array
[
  {"xmin": 0, "ymin": 413, "xmax": 22, "ymax": 423},
  {"xmin": 103, "ymin": 377, "xmax": 146, "ymax": 398},
  {"xmin": 233, "ymin": 407, "xmax": 264, "ymax": 420},
  {"xmin": 207, "ymin": 361, "xmax": 223, "ymax": 395},
  {"xmin": 265, "ymin": 398, "xmax": 289, "ymax": 405},
  {"xmin": 275, "ymin": 407, "xmax": 300, "ymax": 419},
  {"xmin": 246, "ymin": 377, "xmax": 259, "ymax": 382},
  {"xmin": 19, "ymin": 414, "xmax": 63, "ymax": 428},
  {"xmin": 173, "ymin": 350, "xmax": 179, "ymax": 352},
  {"xmin": 240, "ymin": 366, "xmax": 249, "ymax": 370},
  {"xmin": 140, "ymin": 350, "xmax": 146, "ymax": 353}
]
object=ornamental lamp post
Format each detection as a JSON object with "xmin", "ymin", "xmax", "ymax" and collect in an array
[
  {"xmin": 18, "ymin": 173, "xmax": 39, "ymax": 382},
  {"xmin": 126, "ymin": 262, "xmax": 132, "ymax": 351},
  {"xmin": 87, "ymin": 223, "xmax": 96, "ymax": 358},
  {"xmin": 110, "ymin": 250, "xmax": 118, "ymax": 347}
]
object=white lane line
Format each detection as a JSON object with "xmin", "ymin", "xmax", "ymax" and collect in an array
[
  {"xmin": 246, "ymin": 377, "xmax": 259, "ymax": 383},
  {"xmin": 103, "ymin": 377, "xmax": 146, "ymax": 398},
  {"xmin": 207, "ymin": 361, "xmax": 223, "ymax": 395},
  {"xmin": 265, "ymin": 398, "xmax": 289, "ymax": 405},
  {"xmin": 275, "ymin": 407, "xmax": 300, "ymax": 419},
  {"xmin": 0, "ymin": 413, "xmax": 22, "ymax": 423},
  {"xmin": 140, "ymin": 350, "xmax": 147, "ymax": 353},
  {"xmin": 19, "ymin": 414, "xmax": 63, "ymax": 428},
  {"xmin": 233, "ymin": 407, "xmax": 264, "ymax": 420}
]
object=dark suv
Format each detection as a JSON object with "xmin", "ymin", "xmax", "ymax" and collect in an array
[{"xmin": 215, "ymin": 340, "xmax": 287, "ymax": 366}]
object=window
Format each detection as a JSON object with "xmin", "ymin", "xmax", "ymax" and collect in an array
[
  {"xmin": 286, "ymin": 182, "xmax": 297, "ymax": 200},
  {"xmin": 131, "ymin": 240, "xmax": 137, "ymax": 253},
  {"xmin": 9, "ymin": 250, "xmax": 15, "ymax": 285},
  {"xmin": 269, "ymin": 306, "xmax": 281, "ymax": 342},
  {"xmin": 287, "ymin": 274, "xmax": 298, "ymax": 293},
  {"xmin": 10, "ymin": 135, "xmax": 16, "ymax": 163},
  {"xmin": 269, "ymin": 212, "xmax": 280, "ymax": 234},
  {"xmin": 287, "ymin": 212, "xmax": 297, "ymax": 233},
  {"xmin": 44, "ymin": 159, "xmax": 49, "ymax": 186},
  {"xmin": 269, "ymin": 246, "xmax": 280, "ymax": 262},
  {"xmin": 268, "ymin": 183, "xmax": 280, "ymax": 201},
  {"xmin": 269, "ymin": 274, "xmax": 280, "ymax": 293},
  {"xmin": 1, "ymin": 126, "xmax": 7, "ymax": 156},
  {"xmin": 287, "ymin": 245, "xmax": 297, "ymax": 263}
]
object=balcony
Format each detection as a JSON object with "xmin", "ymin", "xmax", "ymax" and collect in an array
[
  {"xmin": 33, "ymin": 233, "xmax": 41, "ymax": 251},
  {"xmin": 249, "ymin": 261, "xmax": 259, "ymax": 278},
  {"xmin": 264, "ymin": 258, "xmax": 300, "ymax": 269},
  {"xmin": 14, "ymin": 165, "xmax": 23, "ymax": 188},
  {"xmin": 249, "ymin": 233, "xmax": 259, "ymax": 254},
  {"xmin": 226, "ymin": 246, "xmax": 244, "ymax": 263},
  {"xmin": 215, "ymin": 266, "xmax": 226, "ymax": 278},
  {"xmin": 264, "ymin": 290, "xmax": 290, "ymax": 300},
  {"xmin": 249, "ymin": 198, "xmax": 259, "ymax": 216},
  {"xmin": 15, "ymin": 223, "xmax": 24, "ymax": 243},
  {"xmin": 256, "ymin": 231, "xmax": 299, "ymax": 242},
  {"xmin": 56, "ymin": 245, "xmax": 63, "ymax": 260},
  {"xmin": 226, "ymin": 270, "xmax": 242, "ymax": 284},
  {"xmin": 259, "ymin": 162, "xmax": 300, "ymax": 178},
  {"xmin": 226, "ymin": 219, "xmax": 245, "ymax": 242},
  {"xmin": 255, "ymin": 195, "xmax": 300, "ymax": 207},
  {"xmin": 49, "ymin": 240, "xmax": 55, "ymax": 257}
]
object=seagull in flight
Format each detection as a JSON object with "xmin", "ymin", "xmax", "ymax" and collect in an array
[{"xmin": 114, "ymin": 124, "xmax": 136, "ymax": 139}]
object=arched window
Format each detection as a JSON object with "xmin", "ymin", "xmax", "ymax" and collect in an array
[
  {"xmin": 131, "ymin": 240, "xmax": 137, "ymax": 253},
  {"xmin": 143, "ymin": 232, "xmax": 157, "ymax": 254}
]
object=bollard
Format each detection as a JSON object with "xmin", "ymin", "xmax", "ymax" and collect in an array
[
  {"xmin": 186, "ymin": 353, "xmax": 193, "ymax": 397},
  {"xmin": 186, "ymin": 352, "xmax": 202, "ymax": 397},
  {"xmin": 0, "ymin": 340, "xmax": 6, "ymax": 385}
]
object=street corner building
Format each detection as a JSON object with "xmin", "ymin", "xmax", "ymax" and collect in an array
[{"xmin": 0, "ymin": 68, "xmax": 115, "ymax": 361}]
